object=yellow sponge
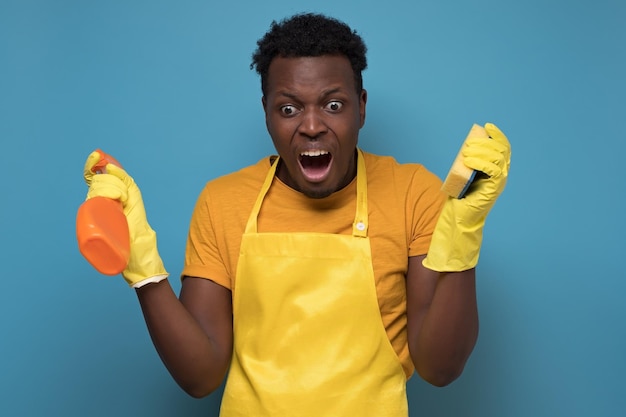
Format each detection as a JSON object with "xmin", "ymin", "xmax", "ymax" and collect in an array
[{"xmin": 441, "ymin": 124, "xmax": 489, "ymax": 199}]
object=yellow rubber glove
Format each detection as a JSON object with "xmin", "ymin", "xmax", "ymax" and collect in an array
[
  {"xmin": 83, "ymin": 151, "xmax": 169, "ymax": 287},
  {"xmin": 423, "ymin": 123, "xmax": 511, "ymax": 272}
]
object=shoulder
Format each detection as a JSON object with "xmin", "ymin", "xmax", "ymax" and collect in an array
[
  {"xmin": 192, "ymin": 156, "xmax": 274, "ymax": 215},
  {"xmin": 362, "ymin": 151, "xmax": 442, "ymax": 191},
  {"xmin": 205, "ymin": 156, "xmax": 274, "ymax": 191},
  {"xmin": 198, "ymin": 157, "xmax": 274, "ymax": 200}
]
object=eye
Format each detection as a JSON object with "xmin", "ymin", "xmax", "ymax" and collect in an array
[
  {"xmin": 280, "ymin": 105, "xmax": 299, "ymax": 116},
  {"xmin": 325, "ymin": 101, "xmax": 343, "ymax": 112}
]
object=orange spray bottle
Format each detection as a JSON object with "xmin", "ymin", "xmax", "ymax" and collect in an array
[{"xmin": 76, "ymin": 150, "xmax": 130, "ymax": 275}]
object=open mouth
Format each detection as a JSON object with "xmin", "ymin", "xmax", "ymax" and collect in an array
[{"xmin": 299, "ymin": 150, "xmax": 333, "ymax": 182}]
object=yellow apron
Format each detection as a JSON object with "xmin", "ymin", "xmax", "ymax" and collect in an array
[{"xmin": 220, "ymin": 150, "xmax": 408, "ymax": 417}]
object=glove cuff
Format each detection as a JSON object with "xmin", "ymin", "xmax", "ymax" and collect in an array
[
  {"xmin": 122, "ymin": 228, "xmax": 169, "ymax": 287},
  {"xmin": 422, "ymin": 201, "xmax": 485, "ymax": 272},
  {"xmin": 132, "ymin": 274, "xmax": 169, "ymax": 288},
  {"xmin": 422, "ymin": 228, "xmax": 483, "ymax": 272}
]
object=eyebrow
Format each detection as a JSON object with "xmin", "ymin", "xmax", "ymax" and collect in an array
[
  {"xmin": 319, "ymin": 87, "xmax": 343, "ymax": 98},
  {"xmin": 277, "ymin": 87, "xmax": 345, "ymax": 101}
]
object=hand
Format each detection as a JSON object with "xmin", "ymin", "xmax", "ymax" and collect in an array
[
  {"xmin": 423, "ymin": 123, "xmax": 511, "ymax": 272},
  {"xmin": 84, "ymin": 151, "xmax": 168, "ymax": 287}
]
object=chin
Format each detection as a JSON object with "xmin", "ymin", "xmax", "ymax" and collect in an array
[
  {"xmin": 301, "ymin": 187, "xmax": 335, "ymax": 199},
  {"xmin": 296, "ymin": 178, "xmax": 339, "ymax": 199}
]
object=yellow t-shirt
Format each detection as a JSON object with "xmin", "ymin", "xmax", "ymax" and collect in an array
[{"xmin": 182, "ymin": 151, "xmax": 445, "ymax": 378}]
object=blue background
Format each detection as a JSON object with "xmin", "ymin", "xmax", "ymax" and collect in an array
[{"xmin": 1, "ymin": 0, "xmax": 624, "ymax": 415}]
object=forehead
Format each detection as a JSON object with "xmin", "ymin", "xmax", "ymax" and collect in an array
[{"xmin": 265, "ymin": 55, "xmax": 357, "ymax": 95}]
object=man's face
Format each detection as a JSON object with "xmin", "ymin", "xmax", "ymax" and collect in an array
[{"xmin": 263, "ymin": 55, "xmax": 367, "ymax": 199}]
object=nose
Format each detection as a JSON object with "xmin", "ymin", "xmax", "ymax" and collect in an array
[{"xmin": 298, "ymin": 108, "xmax": 328, "ymax": 139}]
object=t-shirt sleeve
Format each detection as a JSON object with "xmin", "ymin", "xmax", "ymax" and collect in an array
[
  {"xmin": 406, "ymin": 166, "xmax": 446, "ymax": 257},
  {"xmin": 181, "ymin": 184, "xmax": 232, "ymax": 290}
]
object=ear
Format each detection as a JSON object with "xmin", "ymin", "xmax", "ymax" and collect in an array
[
  {"xmin": 262, "ymin": 96, "xmax": 271, "ymax": 130},
  {"xmin": 359, "ymin": 89, "xmax": 367, "ymax": 128}
]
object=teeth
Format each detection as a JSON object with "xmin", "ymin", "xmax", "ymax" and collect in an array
[{"xmin": 300, "ymin": 150, "xmax": 329, "ymax": 157}]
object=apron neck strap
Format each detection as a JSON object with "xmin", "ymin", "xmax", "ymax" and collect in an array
[
  {"xmin": 245, "ymin": 149, "xmax": 369, "ymax": 238},
  {"xmin": 352, "ymin": 148, "xmax": 368, "ymax": 237}
]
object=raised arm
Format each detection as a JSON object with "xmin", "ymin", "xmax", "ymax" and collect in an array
[
  {"xmin": 407, "ymin": 123, "xmax": 511, "ymax": 386},
  {"xmin": 83, "ymin": 151, "xmax": 232, "ymax": 397}
]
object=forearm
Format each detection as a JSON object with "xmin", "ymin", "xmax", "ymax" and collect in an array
[
  {"xmin": 407, "ymin": 258, "xmax": 478, "ymax": 386},
  {"xmin": 409, "ymin": 123, "xmax": 510, "ymax": 384},
  {"xmin": 136, "ymin": 280, "xmax": 230, "ymax": 397},
  {"xmin": 80, "ymin": 152, "xmax": 231, "ymax": 396}
]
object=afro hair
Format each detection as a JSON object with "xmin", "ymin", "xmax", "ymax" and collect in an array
[{"xmin": 251, "ymin": 13, "xmax": 368, "ymax": 95}]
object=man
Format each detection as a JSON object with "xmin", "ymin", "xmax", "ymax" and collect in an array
[{"xmin": 83, "ymin": 13, "xmax": 510, "ymax": 417}]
